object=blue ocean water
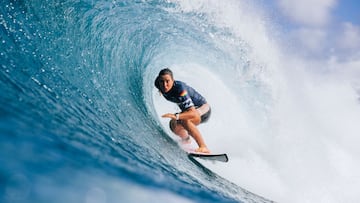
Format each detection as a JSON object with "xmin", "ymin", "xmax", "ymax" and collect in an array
[{"xmin": 0, "ymin": 0, "xmax": 273, "ymax": 202}]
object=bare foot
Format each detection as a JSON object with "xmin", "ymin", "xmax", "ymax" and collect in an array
[{"xmin": 195, "ymin": 147, "xmax": 210, "ymax": 154}]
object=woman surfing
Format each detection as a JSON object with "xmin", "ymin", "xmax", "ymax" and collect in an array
[{"xmin": 154, "ymin": 68, "xmax": 211, "ymax": 153}]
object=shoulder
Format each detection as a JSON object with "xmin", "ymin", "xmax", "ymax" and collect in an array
[
  {"xmin": 174, "ymin": 81, "xmax": 191, "ymax": 95},
  {"xmin": 172, "ymin": 81, "xmax": 185, "ymax": 91},
  {"xmin": 174, "ymin": 80, "xmax": 189, "ymax": 90}
]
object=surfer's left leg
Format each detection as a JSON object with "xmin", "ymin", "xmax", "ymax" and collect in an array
[{"xmin": 181, "ymin": 119, "xmax": 210, "ymax": 153}]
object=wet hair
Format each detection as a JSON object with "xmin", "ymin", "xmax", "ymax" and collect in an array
[
  {"xmin": 158, "ymin": 68, "xmax": 173, "ymax": 78},
  {"xmin": 154, "ymin": 68, "xmax": 174, "ymax": 91}
]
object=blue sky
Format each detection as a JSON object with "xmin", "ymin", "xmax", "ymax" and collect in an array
[
  {"xmin": 262, "ymin": 0, "xmax": 360, "ymax": 60},
  {"xmin": 334, "ymin": 0, "xmax": 360, "ymax": 24}
]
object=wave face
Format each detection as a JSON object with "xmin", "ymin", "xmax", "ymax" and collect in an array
[
  {"xmin": 0, "ymin": 0, "xmax": 273, "ymax": 202},
  {"xmin": 3, "ymin": 0, "xmax": 360, "ymax": 203}
]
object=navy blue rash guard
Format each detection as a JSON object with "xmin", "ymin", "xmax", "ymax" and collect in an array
[{"xmin": 162, "ymin": 81, "xmax": 207, "ymax": 112}]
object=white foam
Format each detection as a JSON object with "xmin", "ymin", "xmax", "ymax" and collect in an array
[{"xmin": 157, "ymin": 1, "xmax": 360, "ymax": 202}]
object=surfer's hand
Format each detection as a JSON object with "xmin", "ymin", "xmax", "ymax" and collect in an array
[{"xmin": 162, "ymin": 113, "xmax": 176, "ymax": 120}]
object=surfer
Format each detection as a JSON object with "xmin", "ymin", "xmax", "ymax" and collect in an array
[{"xmin": 154, "ymin": 68, "xmax": 211, "ymax": 153}]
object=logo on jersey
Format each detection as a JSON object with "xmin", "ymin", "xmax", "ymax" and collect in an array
[
  {"xmin": 180, "ymin": 90, "xmax": 188, "ymax": 97},
  {"xmin": 182, "ymin": 98, "xmax": 194, "ymax": 109}
]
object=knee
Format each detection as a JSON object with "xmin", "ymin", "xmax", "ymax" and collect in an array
[
  {"xmin": 182, "ymin": 119, "xmax": 193, "ymax": 128},
  {"xmin": 183, "ymin": 117, "xmax": 200, "ymax": 127},
  {"xmin": 169, "ymin": 120, "xmax": 177, "ymax": 132}
]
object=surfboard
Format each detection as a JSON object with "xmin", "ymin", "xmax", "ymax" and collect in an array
[
  {"xmin": 180, "ymin": 139, "xmax": 229, "ymax": 163},
  {"xmin": 187, "ymin": 151, "xmax": 229, "ymax": 162}
]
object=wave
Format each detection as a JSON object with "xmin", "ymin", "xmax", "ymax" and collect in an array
[
  {"xmin": 0, "ymin": 0, "xmax": 274, "ymax": 202},
  {"xmin": 2, "ymin": 0, "xmax": 360, "ymax": 203}
]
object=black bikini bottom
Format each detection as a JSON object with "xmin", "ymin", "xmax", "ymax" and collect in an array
[{"xmin": 200, "ymin": 107, "xmax": 211, "ymax": 123}]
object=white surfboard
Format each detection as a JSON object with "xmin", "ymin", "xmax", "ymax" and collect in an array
[{"xmin": 181, "ymin": 142, "xmax": 229, "ymax": 162}]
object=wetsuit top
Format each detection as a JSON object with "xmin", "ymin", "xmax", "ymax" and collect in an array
[{"xmin": 162, "ymin": 80, "xmax": 207, "ymax": 111}]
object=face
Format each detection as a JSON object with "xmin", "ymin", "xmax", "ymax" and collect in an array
[{"xmin": 159, "ymin": 74, "xmax": 174, "ymax": 93}]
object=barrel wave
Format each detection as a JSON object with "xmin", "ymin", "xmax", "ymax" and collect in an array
[
  {"xmin": 0, "ymin": 0, "xmax": 273, "ymax": 202},
  {"xmin": 3, "ymin": 0, "xmax": 360, "ymax": 203}
]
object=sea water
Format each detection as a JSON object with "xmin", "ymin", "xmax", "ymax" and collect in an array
[{"xmin": 1, "ymin": 0, "xmax": 360, "ymax": 203}]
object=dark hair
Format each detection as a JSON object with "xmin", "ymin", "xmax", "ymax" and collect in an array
[
  {"xmin": 158, "ymin": 68, "xmax": 173, "ymax": 78},
  {"xmin": 154, "ymin": 68, "xmax": 174, "ymax": 90}
]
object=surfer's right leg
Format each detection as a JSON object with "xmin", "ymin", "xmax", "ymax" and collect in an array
[{"xmin": 169, "ymin": 119, "xmax": 191, "ymax": 143}]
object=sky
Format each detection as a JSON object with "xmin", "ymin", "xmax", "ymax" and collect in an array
[{"xmin": 264, "ymin": 0, "xmax": 360, "ymax": 61}]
